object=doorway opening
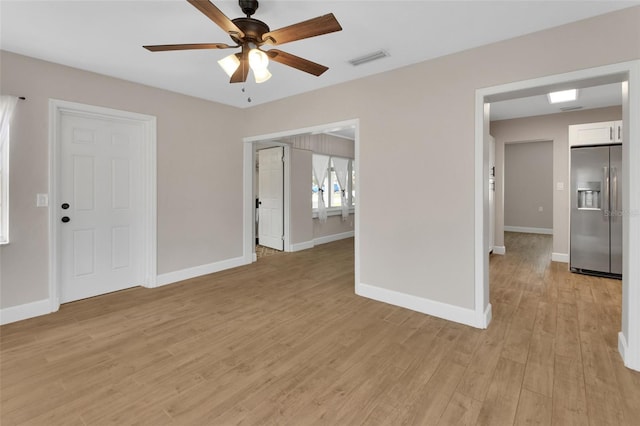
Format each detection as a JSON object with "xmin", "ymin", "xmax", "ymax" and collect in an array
[
  {"xmin": 476, "ymin": 61, "xmax": 640, "ymax": 371},
  {"xmin": 242, "ymin": 119, "xmax": 359, "ymax": 278}
]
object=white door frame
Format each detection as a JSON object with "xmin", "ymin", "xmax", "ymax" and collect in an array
[
  {"xmin": 48, "ymin": 99, "xmax": 157, "ymax": 312},
  {"xmin": 242, "ymin": 119, "xmax": 360, "ymax": 278},
  {"xmin": 475, "ymin": 60, "xmax": 640, "ymax": 371}
]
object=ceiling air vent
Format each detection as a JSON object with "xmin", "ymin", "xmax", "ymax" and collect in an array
[
  {"xmin": 560, "ymin": 106, "xmax": 583, "ymax": 112},
  {"xmin": 348, "ymin": 49, "xmax": 389, "ymax": 66}
]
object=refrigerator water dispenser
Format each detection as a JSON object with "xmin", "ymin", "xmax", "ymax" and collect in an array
[{"xmin": 577, "ymin": 182, "xmax": 601, "ymax": 210}]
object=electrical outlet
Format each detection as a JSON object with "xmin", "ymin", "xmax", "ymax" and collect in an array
[{"xmin": 556, "ymin": 182, "xmax": 564, "ymax": 190}]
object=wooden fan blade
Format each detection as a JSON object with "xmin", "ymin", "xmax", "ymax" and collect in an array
[
  {"xmin": 266, "ymin": 49, "xmax": 328, "ymax": 76},
  {"xmin": 230, "ymin": 52, "xmax": 249, "ymax": 83},
  {"xmin": 187, "ymin": 0, "xmax": 245, "ymax": 38},
  {"xmin": 266, "ymin": 49, "xmax": 329, "ymax": 77},
  {"xmin": 143, "ymin": 43, "xmax": 233, "ymax": 52},
  {"xmin": 261, "ymin": 13, "xmax": 342, "ymax": 46}
]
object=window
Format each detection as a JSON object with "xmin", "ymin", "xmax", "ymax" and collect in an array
[
  {"xmin": 0, "ymin": 95, "xmax": 18, "ymax": 244},
  {"xmin": 312, "ymin": 155, "xmax": 355, "ymax": 211},
  {"xmin": 0, "ymin": 128, "xmax": 9, "ymax": 244}
]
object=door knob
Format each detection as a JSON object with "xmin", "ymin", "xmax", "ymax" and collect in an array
[
  {"xmin": 61, "ymin": 216, "xmax": 70, "ymax": 223},
  {"xmin": 61, "ymin": 203, "xmax": 70, "ymax": 209}
]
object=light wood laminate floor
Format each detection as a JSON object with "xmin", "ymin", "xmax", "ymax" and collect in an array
[{"xmin": 2, "ymin": 233, "xmax": 639, "ymax": 425}]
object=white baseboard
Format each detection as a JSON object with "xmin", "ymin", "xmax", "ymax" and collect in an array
[
  {"xmin": 492, "ymin": 246, "xmax": 506, "ymax": 255},
  {"xmin": 619, "ymin": 331, "xmax": 628, "ymax": 365},
  {"xmin": 356, "ymin": 282, "xmax": 490, "ymax": 329},
  {"xmin": 619, "ymin": 332, "xmax": 640, "ymax": 372},
  {"xmin": 290, "ymin": 240, "xmax": 314, "ymax": 252},
  {"xmin": 504, "ymin": 226, "xmax": 553, "ymax": 235},
  {"xmin": 313, "ymin": 231, "xmax": 354, "ymax": 246},
  {"xmin": 156, "ymin": 256, "xmax": 248, "ymax": 287},
  {"xmin": 289, "ymin": 231, "xmax": 354, "ymax": 252},
  {"xmin": 0, "ymin": 299, "xmax": 52, "ymax": 325},
  {"xmin": 552, "ymin": 252, "xmax": 569, "ymax": 263}
]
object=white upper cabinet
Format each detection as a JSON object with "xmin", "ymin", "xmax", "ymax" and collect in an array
[{"xmin": 569, "ymin": 120, "xmax": 623, "ymax": 146}]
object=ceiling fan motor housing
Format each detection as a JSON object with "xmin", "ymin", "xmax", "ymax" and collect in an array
[{"xmin": 230, "ymin": 17, "xmax": 270, "ymax": 45}]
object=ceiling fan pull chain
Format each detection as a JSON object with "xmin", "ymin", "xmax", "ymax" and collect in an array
[{"xmin": 241, "ymin": 86, "xmax": 252, "ymax": 103}]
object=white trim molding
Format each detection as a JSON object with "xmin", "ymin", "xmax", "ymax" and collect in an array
[
  {"xmin": 290, "ymin": 241, "xmax": 314, "ymax": 252},
  {"xmin": 0, "ymin": 299, "xmax": 51, "ymax": 325},
  {"xmin": 156, "ymin": 256, "xmax": 248, "ymax": 287},
  {"xmin": 289, "ymin": 231, "xmax": 355, "ymax": 252},
  {"xmin": 356, "ymin": 283, "xmax": 491, "ymax": 329},
  {"xmin": 504, "ymin": 226, "xmax": 552, "ymax": 235},
  {"xmin": 314, "ymin": 231, "xmax": 354, "ymax": 246},
  {"xmin": 551, "ymin": 252, "xmax": 569, "ymax": 263},
  {"xmin": 492, "ymin": 246, "xmax": 506, "ymax": 255}
]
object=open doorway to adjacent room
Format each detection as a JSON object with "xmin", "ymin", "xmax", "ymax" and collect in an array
[
  {"xmin": 476, "ymin": 62, "xmax": 640, "ymax": 372},
  {"xmin": 243, "ymin": 120, "xmax": 359, "ymax": 265}
]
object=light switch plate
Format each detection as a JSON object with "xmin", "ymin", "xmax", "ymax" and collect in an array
[
  {"xmin": 556, "ymin": 182, "xmax": 565, "ymax": 190},
  {"xmin": 36, "ymin": 193, "xmax": 48, "ymax": 207}
]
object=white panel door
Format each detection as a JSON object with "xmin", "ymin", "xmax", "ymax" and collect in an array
[
  {"xmin": 258, "ymin": 147, "xmax": 284, "ymax": 250},
  {"xmin": 59, "ymin": 112, "xmax": 143, "ymax": 302}
]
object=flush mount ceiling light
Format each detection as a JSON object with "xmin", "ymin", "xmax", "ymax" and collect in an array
[
  {"xmin": 548, "ymin": 89, "xmax": 578, "ymax": 104},
  {"xmin": 144, "ymin": 0, "xmax": 342, "ymax": 84}
]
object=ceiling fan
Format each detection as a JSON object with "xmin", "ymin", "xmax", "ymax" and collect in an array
[{"xmin": 143, "ymin": 0, "xmax": 342, "ymax": 84}]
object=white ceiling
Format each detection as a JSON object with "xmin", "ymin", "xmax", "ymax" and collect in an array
[
  {"xmin": 490, "ymin": 82, "xmax": 623, "ymax": 121},
  {"xmin": 1, "ymin": 1, "xmax": 638, "ymax": 113}
]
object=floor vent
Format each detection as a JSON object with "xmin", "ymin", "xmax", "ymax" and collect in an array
[{"xmin": 348, "ymin": 49, "xmax": 389, "ymax": 66}]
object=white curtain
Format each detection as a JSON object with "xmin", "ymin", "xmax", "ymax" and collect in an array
[
  {"xmin": 312, "ymin": 154, "xmax": 330, "ymax": 222},
  {"xmin": 0, "ymin": 96, "xmax": 18, "ymax": 153},
  {"xmin": 332, "ymin": 157, "xmax": 350, "ymax": 220}
]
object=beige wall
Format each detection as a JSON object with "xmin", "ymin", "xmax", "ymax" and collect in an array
[
  {"xmin": 290, "ymin": 148, "xmax": 313, "ymax": 245},
  {"xmin": 0, "ymin": 51, "xmax": 244, "ymax": 308},
  {"xmin": 491, "ymin": 106, "xmax": 622, "ymax": 255},
  {"xmin": 504, "ymin": 141, "xmax": 554, "ymax": 230},
  {"xmin": 1, "ymin": 7, "xmax": 638, "ymax": 314},
  {"xmin": 243, "ymin": 8, "xmax": 639, "ymax": 309}
]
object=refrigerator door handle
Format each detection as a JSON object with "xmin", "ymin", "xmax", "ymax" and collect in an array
[
  {"xmin": 603, "ymin": 165, "xmax": 609, "ymax": 217},
  {"xmin": 612, "ymin": 167, "xmax": 618, "ymax": 213}
]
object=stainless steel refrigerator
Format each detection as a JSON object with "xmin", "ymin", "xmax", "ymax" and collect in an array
[{"xmin": 570, "ymin": 144, "xmax": 622, "ymax": 278}]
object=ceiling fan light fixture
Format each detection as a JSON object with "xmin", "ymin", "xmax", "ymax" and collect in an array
[
  {"xmin": 248, "ymin": 48, "xmax": 269, "ymax": 70},
  {"xmin": 253, "ymin": 67, "xmax": 272, "ymax": 83},
  {"xmin": 218, "ymin": 54, "xmax": 240, "ymax": 77}
]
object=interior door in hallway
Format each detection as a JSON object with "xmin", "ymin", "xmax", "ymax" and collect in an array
[
  {"xmin": 258, "ymin": 146, "xmax": 284, "ymax": 251},
  {"xmin": 59, "ymin": 112, "xmax": 144, "ymax": 303}
]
